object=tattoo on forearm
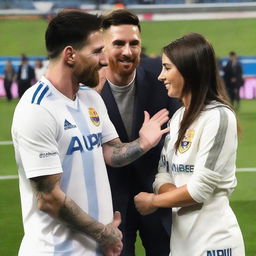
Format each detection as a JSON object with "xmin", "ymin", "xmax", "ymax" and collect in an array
[
  {"xmin": 31, "ymin": 176, "xmax": 121, "ymax": 246},
  {"xmin": 59, "ymin": 197, "xmax": 121, "ymax": 246},
  {"xmin": 59, "ymin": 196, "xmax": 104, "ymax": 241},
  {"xmin": 109, "ymin": 139, "xmax": 144, "ymax": 167}
]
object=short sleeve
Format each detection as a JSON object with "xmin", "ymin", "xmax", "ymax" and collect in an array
[{"xmin": 12, "ymin": 104, "xmax": 62, "ymax": 178}]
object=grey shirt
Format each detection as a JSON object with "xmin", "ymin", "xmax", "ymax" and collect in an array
[{"xmin": 108, "ymin": 75, "xmax": 136, "ymax": 139}]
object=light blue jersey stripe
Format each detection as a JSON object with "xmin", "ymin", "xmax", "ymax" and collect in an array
[
  {"xmin": 66, "ymin": 101, "xmax": 99, "ymax": 220},
  {"xmin": 53, "ymin": 156, "xmax": 73, "ymax": 253},
  {"xmin": 54, "ymin": 238, "xmax": 74, "ymax": 255},
  {"xmin": 81, "ymin": 144, "xmax": 99, "ymax": 218},
  {"xmin": 55, "ymin": 101, "xmax": 102, "ymax": 256},
  {"xmin": 60, "ymin": 155, "xmax": 73, "ymax": 193},
  {"xmin": 79, "ymin": 86, "xmax": 90, "ymax": 91}
]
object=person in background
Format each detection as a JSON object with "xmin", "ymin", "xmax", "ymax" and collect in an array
[
  {"xmin": 139, "ymin": 47, "xmax": 162, "ymax": 77},
  {"xmin": 3, "ymin": 59, "xmax": 16, "ymax": 101},
  {"xmin": 12, "ymin": 10, "xmax": 169, "ymax": 256},
  {"xmin": 34, "ymin": 58, "xmax": 47, "ymax": 82},
  {"xmin": 16, "ymin": 54, "xmax": 35, "ymax": 98},
  {"xmin": 223, "ymin": 51, "xmax": 244, "ymax": 109},
  {"xmin": 134, "ymin": 33, "xmax": 245, "ymax": 256},
  {"xmin": 98, "ymin": 9, "xmax": 181, "ymax": 256}
]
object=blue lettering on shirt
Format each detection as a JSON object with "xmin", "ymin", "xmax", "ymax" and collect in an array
[
  {"xmin": 171, "ymin": 163, "xmax": 194, "ymax": 173},
  {"xmin": 207, "ymin": 248, "xmax": 232, "ymax": 256},
  {"xmin": 67, "ymin": 133, "xmax": 102, "ymax": 155},
  {"xmin": 161, "ymin": 155, "xmax": 169, "ymax": 171}
]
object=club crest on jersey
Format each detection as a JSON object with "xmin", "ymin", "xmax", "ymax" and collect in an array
[
  {"xmin": 178, "ymin": 129, "xmax": 195, "ymax": 153},
  {"xmin": 88, "ymin": 107, "xmax": 100, "ymax": 126}
]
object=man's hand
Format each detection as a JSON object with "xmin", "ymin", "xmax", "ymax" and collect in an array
[
  {"xmin": 134, "ymin": 192, "xmax": 158, "ymax": 216},
  {"xmin": 100, "ymin": 211, "xmax": 123, "ymax": 256},
  {"xmin": 139, "ymin": 109, "xmax": 169, "ymax": 152},
  {"xmin": 102, "ymin": 109, "xmax": 169, "ymax": 168}
]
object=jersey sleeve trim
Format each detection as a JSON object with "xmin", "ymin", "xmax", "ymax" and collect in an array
[
  {"xmin": 153, "ymin": 173, "xmax": 173, "ymax": 194},
  {"xmin": 25, "ymin": 167, "xmax": 62, "ymax": 179},
  {"xmin": 101, "ymin": 134, "xmax": 119, "ymax": 144}
]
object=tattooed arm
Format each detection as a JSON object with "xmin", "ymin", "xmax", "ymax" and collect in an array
[
  {"xmin": 103, "ymin": 109, "xmax": 170, "ymax": 167},
  {"xmin": 103, "ymin": 137, "xmax": 144, "ymax": 167},
  {"xmin": 30, "ymin": 174, "xmax": 123, "ymax": 256}
]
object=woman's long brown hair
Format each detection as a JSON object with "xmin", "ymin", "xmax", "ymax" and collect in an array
[{"xmin": 163, "ymin": 33, "xmax": 235, "ymax": 151}]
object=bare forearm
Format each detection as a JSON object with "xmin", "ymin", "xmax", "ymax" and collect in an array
[
  {"xmin": 41, "ymin": 194, "xmax": 120, "ymax": 246},
  {"xmin": 58, "ymin": 195, "xmax": 105, "ymax": 242},
  {"xmin": 31, "ymin": 175, "xmax": 120, "ymax": 246},
  {"xmin": 103, "ymin": 138, "xmax": 145, "ymax": 167},
  {"xmin": 134, "ymin": 186, "xmax": 199, "ymax": 216},
  {"xmin": 103, "ymin": 109, "xmax": 170, "ymax": 167},
  {"xmin": 153, "ymin": 185, "xmax": 197, "ymax": 208},
  {"xmin": 158, "ymin": 183, "xmax": 177, "ymax": 194}
]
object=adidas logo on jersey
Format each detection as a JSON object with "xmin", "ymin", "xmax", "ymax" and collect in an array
[{"xmin": 64, "ymin": 119, "xmax": 77, "ymax": 130}]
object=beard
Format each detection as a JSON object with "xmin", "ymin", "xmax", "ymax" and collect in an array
[
  {"xmin": 83, "ymin": 71, "xmax": 99, "ymax": 88},
  {"xmin": 76, "ymin": 65, "xmax": 100, "ymax": 88}
]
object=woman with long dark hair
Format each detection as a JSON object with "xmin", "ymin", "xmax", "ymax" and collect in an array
[
  {"xmin": 3, "ymin": 60, "xmax": 16, "ymax": 101},
  {"xmin": 134, "ymin": 33, "xmax": 245, "ymax": 256}
]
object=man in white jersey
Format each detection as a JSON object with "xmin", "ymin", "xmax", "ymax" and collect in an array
[{"xmin": 11, "ymin": 11, "xmax": 169, "ymax": 256}]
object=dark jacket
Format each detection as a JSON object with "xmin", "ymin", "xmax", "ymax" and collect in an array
[
  {"xmin": 17, "ymin": 64, "xmax": 35, "ymax": 83},
  {"xmin": 223, "ymin": 60, "xmax": 244, "ymax": 89},
  {"xmin": 101, "ymin": 66, "xmax": 181, "ymax": 235}
]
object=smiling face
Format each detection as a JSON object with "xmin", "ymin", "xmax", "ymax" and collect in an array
[
  {"xmin": 103, "ymin": 24, "xmax": 141, "ymax": 80},
  {"xmin": 158, "ymin": 53, "xmax": 185, "ymax": 99},
  {"xmin": 73, "ymin": 31, "xmax": 107, "ymax": 88}
]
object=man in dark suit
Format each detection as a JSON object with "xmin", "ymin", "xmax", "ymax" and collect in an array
[
  {"xmin": 97, "ymin": 9, "xmax": 181, "ymax": 256},
  {"xmin": 223, "ymin": 51, "xmax": 244, "ymax": 109},
  {"xmin": 17, "ymin": 54, "xmax": 35, "ymax": 98}
]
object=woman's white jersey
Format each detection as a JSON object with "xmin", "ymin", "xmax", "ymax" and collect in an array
[
  {"xmin": 12, "ymin": 77, "xmax": 118, "ymax": 256},
  {"xmin": 153, "ymin": 101, "xmax": 245, "ymax": 256}
]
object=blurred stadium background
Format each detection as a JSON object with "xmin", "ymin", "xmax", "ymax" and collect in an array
[{"xmin": 0, "ymin": 1, "xmax": 256, "ymax": 255}]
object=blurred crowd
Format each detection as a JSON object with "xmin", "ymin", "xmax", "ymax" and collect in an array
[
  {"xmin": 3, "ymin": 50, "xmax": 244, "ymax": 110},
  {"xmin": 2, "ymin": 54, "xmax": 48, "ymax": 101}
]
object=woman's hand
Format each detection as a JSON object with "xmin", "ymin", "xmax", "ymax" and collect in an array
[{"xmin": 134, "ymin": 192, "xmax": 158, "ymax": 215}]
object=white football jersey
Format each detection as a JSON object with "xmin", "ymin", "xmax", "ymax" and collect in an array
[
  {"xmin": 154, "ymin": 101, "xmax": 245, "ymax": 256},
  {"xmin": 12, "ymin": 76, "xmax": 118, "ymax": 256}
]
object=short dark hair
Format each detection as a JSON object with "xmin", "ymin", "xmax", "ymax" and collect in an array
[
  {"xmin": 102, "ymin": 9, "xmax": 141, "ymax": 32},
  {"xmin": 229, "ymin": 51, "xmax": 236, "ymax": 56},
  {"xmin": 21, "ymin": 54, "xmax": 28, "ymax": 62},
  {"xmin": 45, "ymin": 10, "xmax": 102, "ymax": 59},
  {"xmin": 163, "ymin": 33, "xmax": 232, "ymax": 150}
]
